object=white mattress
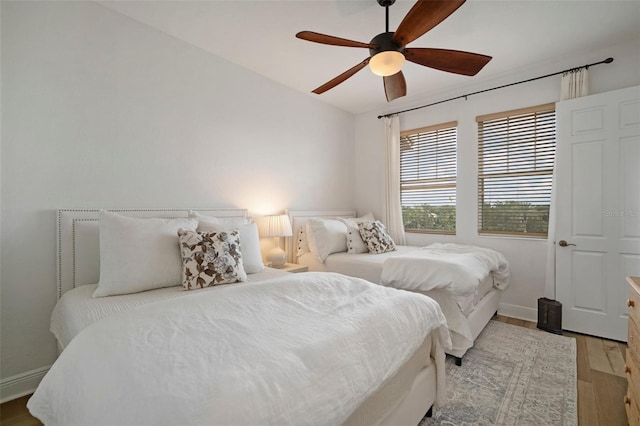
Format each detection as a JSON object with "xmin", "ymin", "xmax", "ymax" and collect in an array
[
  {"xmin": 51, "ymin": 267, "xmax": 291, "ymax": 349},
  {"xmin": 298, "ymin": 246, "xmax": 495, "ymax": 316}
]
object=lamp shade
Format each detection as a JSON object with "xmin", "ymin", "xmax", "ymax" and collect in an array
[
  {"xmin": 369, "ymin": 51, "xmax": 405, "ymax": 77},
  {"xmin": 257, "ymin": 214, "xmax": 293, "ymax": 238},
  {"xmin": 258, "ymin": 214, "xmax": 292, "ymax": 269}
]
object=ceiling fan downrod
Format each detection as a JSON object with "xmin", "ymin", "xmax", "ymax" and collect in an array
[{"xmin": 378, "ymin": 0, "xmax": 396, "ymax": 32}]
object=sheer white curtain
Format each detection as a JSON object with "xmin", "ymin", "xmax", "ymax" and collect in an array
[
  {"xmin": 543, "ymin": 156, "xmax": 558, "ymax": 299},
  {"xmin": 560, "ymin": 67, "xmax": 589, "ymax": 100},
  {"xmin": 383, "ymin": 115, "xmax": 406, "ymax": 245},
  {"xmin": 544, "ymin": 68, "xmax": 590, "ymax": 299}
]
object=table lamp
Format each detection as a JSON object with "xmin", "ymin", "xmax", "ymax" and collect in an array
[{"xmin": 258, "ymin": 214, "xmax": 293, "ymax": 268}]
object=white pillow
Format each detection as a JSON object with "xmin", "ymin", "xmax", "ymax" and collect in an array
[
  {"xmin": 305, "ymin": 218, "xmax": 348, "ymax": 263},
  {"xmin": 296, "ymin": 226, "xmax": 310, "ymax": 257},
  {"xmin": 94, "ymin": 211, "xmax": 198, "ymax": 298},
  {"xmin": 339, "ymin": 212, "xmax": 376, "ymax": 254},
  {"xmin": 188, "ymin": 211, "xmax": 249, "ymax": 227},
  {"xmin": 196, "ymin": 211, "xmax": 264, "ymax": 274},
  {"xmin": 195, "ymin": 214, "xmax": 264, "ymax": 274}
]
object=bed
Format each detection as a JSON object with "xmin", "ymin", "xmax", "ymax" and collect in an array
[
  {"xmin": 27, "ymin": 208, "xmax": 451, "ymax": 426},
  {"xmin": 286, "ymin": 208, "xmax": 510, "ymax": 365}
]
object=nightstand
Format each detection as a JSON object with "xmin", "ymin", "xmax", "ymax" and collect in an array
[{"xmin": 277, "ymin": 263, "xmax": 308, "ymax": 273}]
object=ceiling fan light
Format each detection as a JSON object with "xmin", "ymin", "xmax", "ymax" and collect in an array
[{"xmin": 369, "ymin": 51, "xmax": 405, "ymax": 77}]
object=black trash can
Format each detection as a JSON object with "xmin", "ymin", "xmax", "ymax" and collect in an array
[{"xmin": 537, "ymin": 297, "xmax": 563, "ymax": 334}]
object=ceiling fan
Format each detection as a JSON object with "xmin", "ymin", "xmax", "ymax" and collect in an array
[{"xmin": 296, "ymin": 0, "xmax": 492, "ymax": 102}]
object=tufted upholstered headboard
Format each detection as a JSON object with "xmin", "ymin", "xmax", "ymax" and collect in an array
[
  {"xmin": 56, "ymin": 208, "xmax": 248, "ymax": 299},
  {"xmin": 284, "ymin": 209, "xmax": 357, "ymax": 263}
]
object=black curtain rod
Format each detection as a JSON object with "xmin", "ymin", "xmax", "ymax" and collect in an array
[{"xmin": 377, "ymin": 57, "xmax": 614, "ymax": 119}]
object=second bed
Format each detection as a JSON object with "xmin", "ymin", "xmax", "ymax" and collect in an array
[{"xmin": 287, "ymin": 209, "xmax": 510, "ymax": 364}]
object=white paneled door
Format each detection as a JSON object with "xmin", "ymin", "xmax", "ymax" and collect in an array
[{"xmin": 556, "ymin": 85, "xmax": 640, "ymax": 342}]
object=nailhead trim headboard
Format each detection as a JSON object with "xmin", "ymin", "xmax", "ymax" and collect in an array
[{"xmin": 56, "ymin": 208, "xmax": 248, "ymax": 299}]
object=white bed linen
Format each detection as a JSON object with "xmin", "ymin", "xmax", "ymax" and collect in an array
[
  {"xmin": 29, "ymin": 272, "xmax": 450, "ymax": 426},
  {"xmin": 298, "ymin": 245, "xmax": 507, "ymax": 358},
  {"xmin": 298, "ymin": 245, "xmax": 501, "ymax": 315},
  {"xmin": 419, "ymin": 289, "xmax": 474, "ymax": 355},
  {"xmin": 299, "ymin": 246, "xmax": 415, "ymax": 280},
  {"xmin": 380, "ymin": 243, "xmax": 510, "ymax": 296},
  {"xmin": 51, "ymin": 267, "xmax": 290, "ymax": 350},
  {"xmin": 299, "ymin": 252, "xmax": 491, "ymax": 356}
]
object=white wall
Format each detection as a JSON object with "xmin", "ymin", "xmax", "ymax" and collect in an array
[
  {"xmin": 0, "ymin": 1, "xmax": 355, "ymax": 400},
  {"xmin": 355, "ymin": 37, "xmax": 640, "ymax": 321}
]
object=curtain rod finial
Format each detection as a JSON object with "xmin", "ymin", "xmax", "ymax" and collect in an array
[{"xmin": 604, "ymin": 57, "xmax": 614, "ymax": 64}]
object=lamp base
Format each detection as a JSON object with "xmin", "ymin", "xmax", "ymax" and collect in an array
[{"xmin": 267, "ymin": 247, "xmax": 287, "ymax": 269}]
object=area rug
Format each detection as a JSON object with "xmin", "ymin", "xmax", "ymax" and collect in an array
[{"xmin": 421, "ymin": 320, "xmax": 577, "ymax": 425}]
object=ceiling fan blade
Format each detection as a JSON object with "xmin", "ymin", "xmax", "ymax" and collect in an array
[
  {"xmin": 312, "ymin": 58, "xmax": 370, "ymax": 95},
  {"xmin": 296, "ymin": 31, "xmax": 374, "ymax": 48},
  {"xmin": 393, "ymin": 0, "xmax": 466, "ymax": 46},
  {"xmin": 405, "ymin": 47, "xmax": 491, "ymax": 76},
  {"xmin": 383, "ymin": 71, "xmax": 407, "ymax": 102}
]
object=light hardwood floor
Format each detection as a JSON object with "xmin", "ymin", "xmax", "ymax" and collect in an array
[{"xmin": 0, "ymin": 316, "xmax": 629, "ymax": 426}]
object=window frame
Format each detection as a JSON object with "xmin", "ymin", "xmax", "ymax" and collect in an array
[
  {"xmin": 400, "ymin": 121, "xmax": 458, "ymax": 235},
  {"xmin": 476, "ymin": 103, "xmax": 556, "ymax": 238}
]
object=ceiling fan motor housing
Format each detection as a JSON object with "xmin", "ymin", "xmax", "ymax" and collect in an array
[{"xmin": 369, "ymin": 32, "xmax": 405, "ymax": 57}]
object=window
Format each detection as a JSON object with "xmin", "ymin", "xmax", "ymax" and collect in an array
[
  {"xmin": 477, "ymin": 103, "xmax": 556, "ymax": 237},
  {"xmin": 400, "ymin": 121, "xmax": 457, "ymax": 234}
]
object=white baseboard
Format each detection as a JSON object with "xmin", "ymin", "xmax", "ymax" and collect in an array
[
  {"xmin": 498, "ymin": 302, "xmax": 538, "ymax": 323},
  {"xmin": 0, "ymin": 365, "xmax": 50, "ymax": 403}
]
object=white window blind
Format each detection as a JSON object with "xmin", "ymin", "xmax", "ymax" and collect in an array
[
  {"xmin": 477, "ymin": 103, "xmax": 556, "ymax": 237},
  {"xmin": 400, "ymin": 121, "xmax": 457, "ymax": 234}
]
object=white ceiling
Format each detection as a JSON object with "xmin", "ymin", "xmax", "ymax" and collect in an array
[{"xmin": 98, "ymin": 0, "xmax": 640, "ymax": 115}]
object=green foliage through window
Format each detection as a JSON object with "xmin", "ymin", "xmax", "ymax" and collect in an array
[
  {"xmin": 400, "ymin": 122, "xmax": 457, "ymax": 234},
  {"xmin": 402, "ymin": 204, "xmax": 456, "ymax": 232},
  {"xmin": 480, "ymin": 202, "xmax": 550, "ymax": 234}
]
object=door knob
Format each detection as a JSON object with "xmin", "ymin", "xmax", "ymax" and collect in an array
[{"xmin": 558, "ymin": 240, "xmax": 576, "ymax": 247}]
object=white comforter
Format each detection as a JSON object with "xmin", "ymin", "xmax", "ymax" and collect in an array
[
  {"xmin": 380, "ymin": 243, "xmax": 510, "ymax": 297},
  {"xmin": 50, "ymin": 268, "xmax": 292, "ymax": 350},
  {"xmin": 28, "ymin": 272, "xmax": 450, "ymax": 426}
]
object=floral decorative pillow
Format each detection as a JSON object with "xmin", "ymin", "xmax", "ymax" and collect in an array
[
  {"xmin": 177, "ymin": 229, "xmax": 247, "ymax": 289},
  {"xmin": 358, "ymin": 220, "xmax": 397, "ymax": 254}
]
